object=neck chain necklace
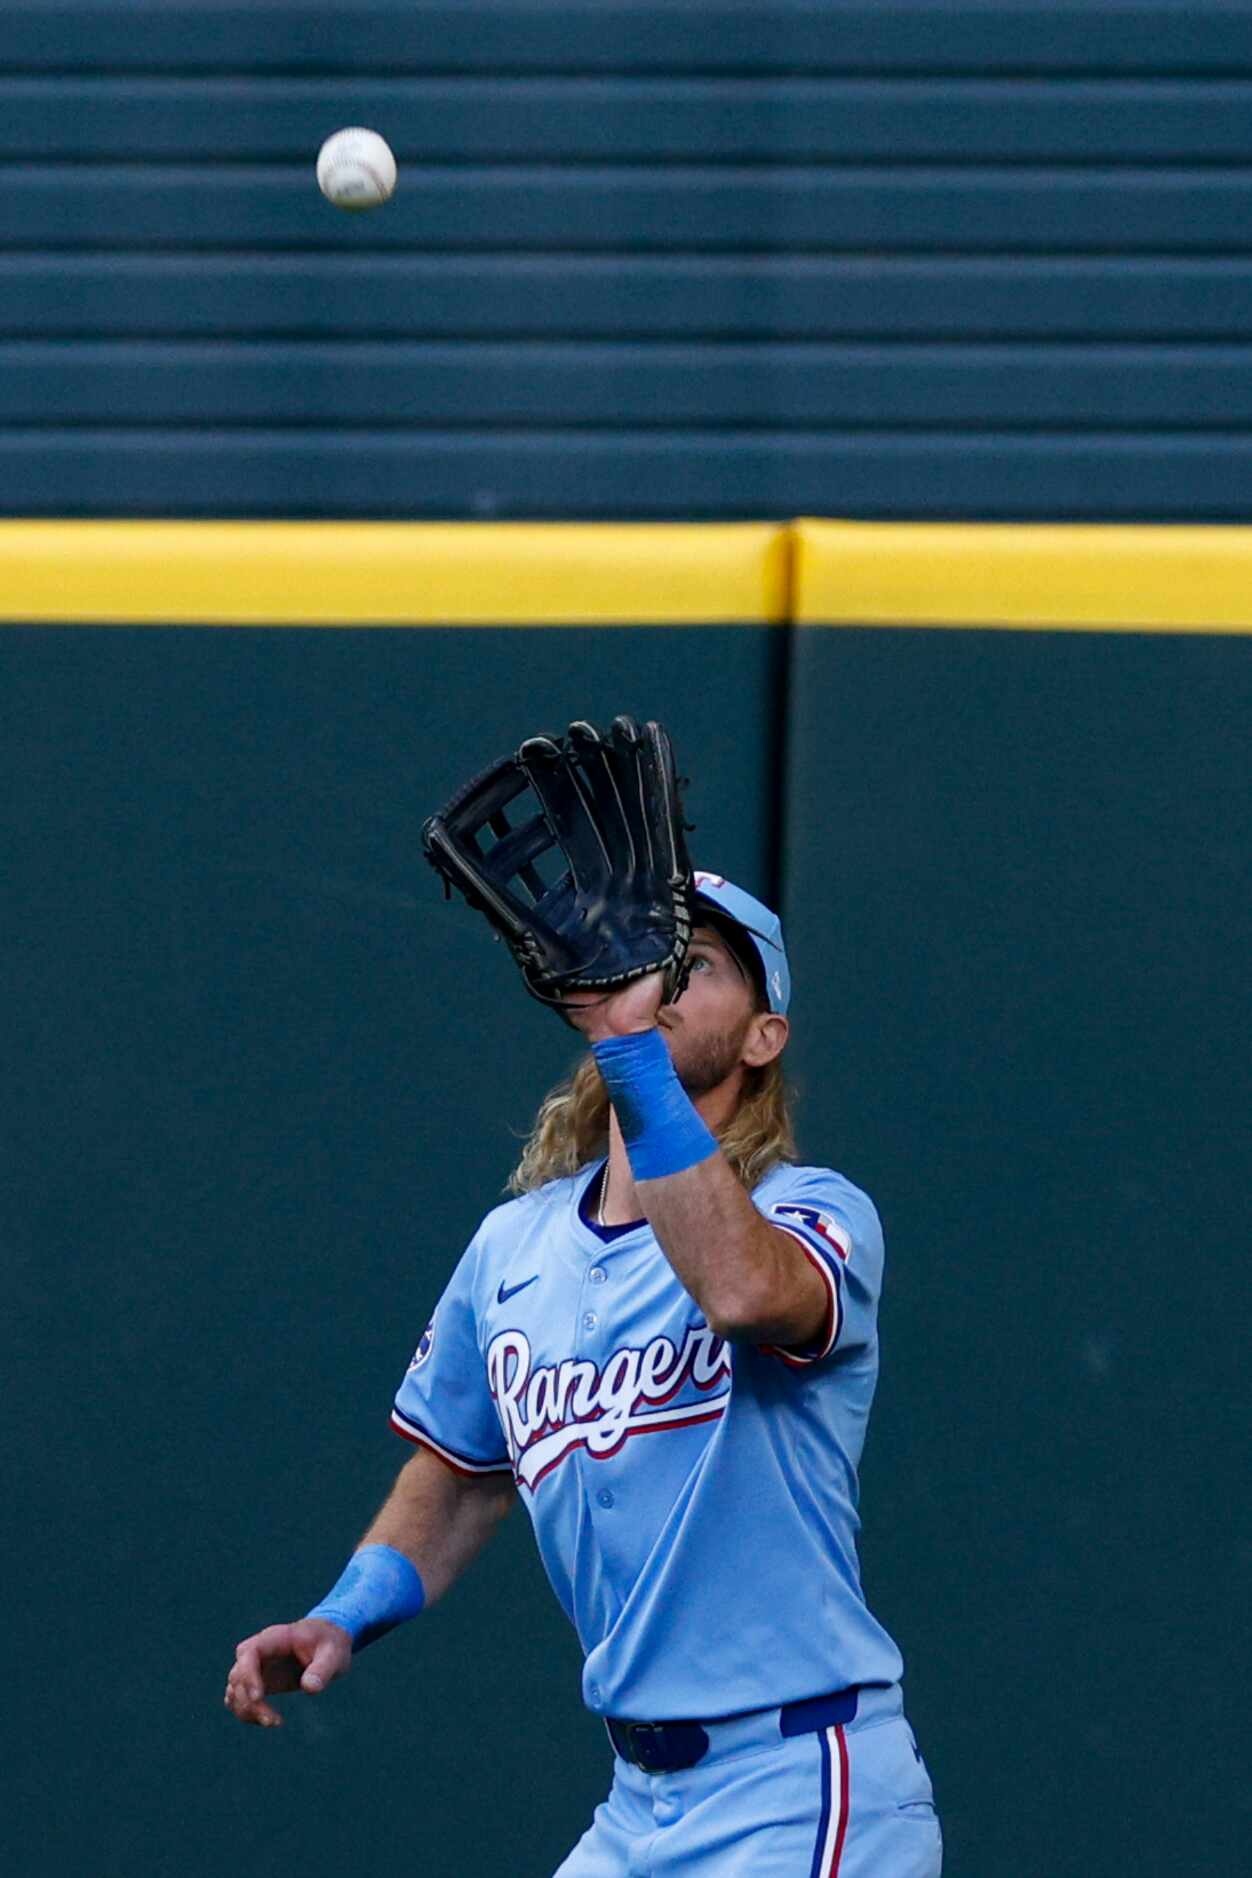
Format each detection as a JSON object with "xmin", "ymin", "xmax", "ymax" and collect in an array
[{"xmin": 596, "ymin": 1163, "xmax": 610, "ymax": 1228}]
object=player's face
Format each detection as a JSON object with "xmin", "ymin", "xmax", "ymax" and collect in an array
[{"xmin": 658, "ymin": 925, "xmax": 787, "ymax": 1096}]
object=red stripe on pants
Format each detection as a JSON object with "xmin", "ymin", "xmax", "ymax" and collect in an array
[{"xmin": 827, "ymin": 1724, "xmax": 850, "ymax": 1874}]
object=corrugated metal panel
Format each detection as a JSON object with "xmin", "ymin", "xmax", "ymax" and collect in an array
[
  {"xmin": 8, "ymin": 341, "xmax": 1252, "ymax": 425},
  {"xmin": 8, "ymin": 430, "xmax": 1252, "ymax": 517},
  {"xmin": 5, "ymin": 256, "xmax": 1251, "ymax": 339},
  {"xmin": 8, "ymin": 167, "xmax": 1252, "ymax": 251},
  {"xmin": 9, "ymin": 5, "xmax": 1252, "ymax": 75},
  {"xmin": 4, "ymin": 2, "xmax": 1252, "ymax": 518},
  {"xmin": 10, "ymin": 77, "xmax": 1252, "ymax": 159}
]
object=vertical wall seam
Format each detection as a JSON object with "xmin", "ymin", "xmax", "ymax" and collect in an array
[{"xmin": 765, "ymin": 521, "xmax": 799, "ymax": 916}]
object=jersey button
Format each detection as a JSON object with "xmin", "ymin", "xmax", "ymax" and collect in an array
[
  {"xmin": 582, "ymin": 1311, "xmax": 599, "ymax": 1331},
  {"xmin": 596, "ymin": 1489, "xmax": 615, "ymax": 1509},
  {"xmin": 588, "ymin": 1266, "xmax": 607, "ymax": 1285}
]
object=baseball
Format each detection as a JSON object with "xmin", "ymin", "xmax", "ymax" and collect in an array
[{"xmin": 316, "ymin": 127, "xmax": 397, "ymax": 211}]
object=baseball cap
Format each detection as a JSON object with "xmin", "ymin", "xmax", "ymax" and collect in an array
[{"xmin": 691, "ymin": 870, "xmax": 791, "ymax": 1014}]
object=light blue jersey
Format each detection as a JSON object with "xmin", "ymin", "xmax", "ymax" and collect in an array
[{"xmin": 392, "ymin": 1158, "xmax": 904, "ymax": 1722}]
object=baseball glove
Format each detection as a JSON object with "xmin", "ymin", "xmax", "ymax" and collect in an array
[{"xmin": 422, "ymin": 715, "xmax": 695, "ymax": 1007}]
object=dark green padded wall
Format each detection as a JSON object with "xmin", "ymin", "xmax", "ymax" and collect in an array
[
  {"xmin": 6, "ymin": 2, "xmax": 1252, "ymax": 518},
  {"xmin": 1, "ymin": 623, "xmax": 782, "ymax": 1878},
  {"xmin": 782, "ymin": 625, "xmax": 1250, "ymax": 1878},
  {"xmin": 4, "ymin": 609, "xmax": 1248, "ymax": 1875}
]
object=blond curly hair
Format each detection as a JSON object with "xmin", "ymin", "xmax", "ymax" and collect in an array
[{"xmin": 508, "ymin": 1049, "xmax": 796, "ymax": 1196}]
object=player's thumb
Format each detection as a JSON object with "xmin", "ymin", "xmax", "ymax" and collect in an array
[{"xmin": 300, "ymin": 1629, "xmax": 348, "ymax": 1694}]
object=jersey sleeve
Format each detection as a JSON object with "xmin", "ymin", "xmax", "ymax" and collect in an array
[
  {"xmin": 758, "ymin": 1170, "xmax": 884, "ymax": 1368},
  {"xmin": 390, "ymin": 1236, "xmax": 513, "ymax": 1477}
]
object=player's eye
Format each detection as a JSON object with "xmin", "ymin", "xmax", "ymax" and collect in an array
[{"xmin": 689, "ymin": 953, "xmax": 713, "ymax": 972}]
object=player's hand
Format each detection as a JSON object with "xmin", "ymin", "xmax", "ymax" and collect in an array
[
  {"xmin": 562, "ymin": 971, "xmax": 666, "ymax": 1043},
  {"xmin": 223, "ymin": 1618, "xmax": 352, "ymax": 1728}
]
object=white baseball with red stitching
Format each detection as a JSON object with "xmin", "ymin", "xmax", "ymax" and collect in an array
[{"xmin": 316, "ymin": 127, "xmax": 397, "ymax": 210}]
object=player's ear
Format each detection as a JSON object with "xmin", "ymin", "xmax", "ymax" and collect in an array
[{"xmin": 742, "ymin": 1012, "xmax": 788, "ymax": 1069}]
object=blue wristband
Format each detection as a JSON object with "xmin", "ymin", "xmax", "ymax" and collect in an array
[
  {"xmin": 591, "ymin": 1029, "xmax": 717, "ymax": 1181},
  {"xmin": 305, "ymin": 1543, "xmax": 426, "ymax": 1652}
]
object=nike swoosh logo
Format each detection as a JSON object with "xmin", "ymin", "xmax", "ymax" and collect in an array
[{"xmin": 497, "ymin": 1275, "xmax": 539, "ymax": 1305}]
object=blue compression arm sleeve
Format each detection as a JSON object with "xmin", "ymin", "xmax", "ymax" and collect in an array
[
  {"xmin": 305, "ymin": 1543, "xmax": 426, "ymax": 1652},
  {"xmin": 591, "ymin": 1029, "xmax": 718, "ymax": 1181}
]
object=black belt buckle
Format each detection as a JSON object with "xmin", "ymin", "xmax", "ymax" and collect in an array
[{"xmin": 609, "ymin": 1717, "xmax": 710, "ymax": 1774}]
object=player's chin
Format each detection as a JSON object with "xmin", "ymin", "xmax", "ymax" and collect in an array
[{"xmin": 672, "ymin": 1042, "xmax": 741, "ymax": 1097}]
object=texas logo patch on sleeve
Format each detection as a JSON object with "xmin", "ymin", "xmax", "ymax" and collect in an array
[
  {"xmin": 771, "ymin": 1202, "xmax": 852, "ymax": 1262},
  {"xmin": 407, "ymin": 1313, "xmax": 436, "ymax": 1371}
]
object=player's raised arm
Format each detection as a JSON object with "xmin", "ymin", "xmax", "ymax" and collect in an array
[
  {"xmin": 563, "ymin": 950, "xmax": 828, "ymax": 1349},
  {"xmin": 224, "ymin": 1446, "xmax": 515, "ymax": 1728}
]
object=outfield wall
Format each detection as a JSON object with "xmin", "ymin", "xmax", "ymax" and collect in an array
[{"xmin": 2, "ymin": 522, "xmax": 1247, "ymax": 1878}]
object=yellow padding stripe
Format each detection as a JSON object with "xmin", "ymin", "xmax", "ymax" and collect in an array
[
  {"xmin": 794, "ymin": 521, "xmax": 1252, "ymax": 632},
  {"xmin": 0, "ymin": 521, "xmax": 789, "ymax": 626}
]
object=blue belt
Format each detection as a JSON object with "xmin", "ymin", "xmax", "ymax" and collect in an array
[{"xmin": 606, "ymin": 1686, "xmax": 861, "ymax": 1775}]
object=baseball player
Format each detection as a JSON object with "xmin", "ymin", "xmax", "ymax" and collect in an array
[{"xmin": 225, "ymin": 722, "xmax": 941, "ymax": 1875}]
